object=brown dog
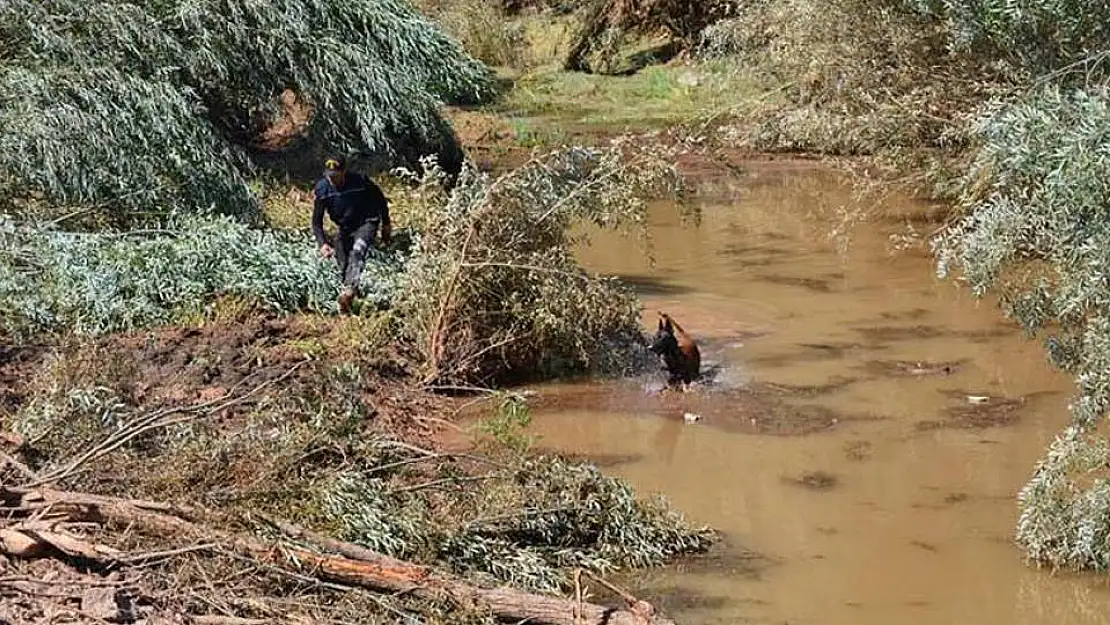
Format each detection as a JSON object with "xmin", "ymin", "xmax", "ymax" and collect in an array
[{"xmin": 650, "ymin": 311, "xmax": 701, "ymax": 389}]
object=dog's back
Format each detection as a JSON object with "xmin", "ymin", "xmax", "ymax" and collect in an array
[{"xmin": 653, "ymin": 312, "xmax": 701, "ymax": 385}]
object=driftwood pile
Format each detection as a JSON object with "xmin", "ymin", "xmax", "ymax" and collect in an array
[{"xmin": 0, "ymin": 455, "xmax": 676, "ymax": 625}]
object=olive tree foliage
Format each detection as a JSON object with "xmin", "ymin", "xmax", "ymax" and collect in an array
[
  {"xmin": 0, "ymin": 0, "xmax": 497, "ymax": 225},
  {"xmin": 932, "ymin": 86, "xmax": 1110, "ymax": 570}
]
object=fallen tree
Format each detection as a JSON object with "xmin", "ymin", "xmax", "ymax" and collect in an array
[
  {"xmin": 0, "ymin": 328, "xmax": 716, "ymax": 623},
  {"xmin": 564, "ymin": 0, "xmax": 734, "ymax": 74},
  {"xmin": 0, "ymin": 486, "xmax": 675, "ymax": 625}
]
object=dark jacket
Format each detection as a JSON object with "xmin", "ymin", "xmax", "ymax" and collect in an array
[{"xmin": 312, "ymin": 172, "xmax": 391, "ymax": 246}]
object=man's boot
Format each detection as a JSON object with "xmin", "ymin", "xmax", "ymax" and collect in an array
[{"xmin": 338, "ymin": 287, "xmax": 355, "ymax": 315}]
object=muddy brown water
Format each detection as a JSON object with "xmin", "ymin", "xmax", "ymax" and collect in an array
[{"xmin": 510, "ymin": 161, "xmax": 1110, "ymax": 624}]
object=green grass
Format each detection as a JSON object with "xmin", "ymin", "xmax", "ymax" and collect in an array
[{"xmin": 494, "ymin": 61, "xmax": 766, "ymax": 133}]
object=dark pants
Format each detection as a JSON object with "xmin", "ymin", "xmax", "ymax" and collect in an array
[{"xmin": 334, "ymin": 219, "xmax": 378, "ymax": 293}]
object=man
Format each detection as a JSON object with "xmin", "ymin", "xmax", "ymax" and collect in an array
[{"xmin": 312, "ymin": 155, "xmax": 393, "ymax": 314}]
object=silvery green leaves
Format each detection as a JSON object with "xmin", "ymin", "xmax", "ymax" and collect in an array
[
  {"xmin": 935, "ymin": 86, "xmax": 1110, "ymax": 385},
  {"xmin": 900, "ymin": 0, "xmax": 1110, "ymax": 82},
  {"xmin": 0, "ymin": 215, "xmax": 406, "ymax": 338},
  {"xmin": 0, "ymin": 67, "xmax": 258, "ymax": 225},
  {"xmin": 392, "ymin": 144, "xmax": 687, "ymax": 386},
  {"xmin": 936, "ymin": 86, "xmax": 1110, "ymax": 569},
  {"xmin": 0, "ymin": 0, "xmax": 497, "ymax": 225},
  {"xmin": 1016, "ymin": 424, "xmax": 1110, "ymax": 570},
  {"xmin": 437, "ymin": 456, "xmax": 715, "ymax": 594}
]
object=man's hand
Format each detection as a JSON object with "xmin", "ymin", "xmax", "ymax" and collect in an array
[
  {"xmin": 381, "ymin": 222, "xmax": 393, "ymax": 247},
  {"xmin": 319, "ymin": 243, "xmax": 334, "ymax": 258}
]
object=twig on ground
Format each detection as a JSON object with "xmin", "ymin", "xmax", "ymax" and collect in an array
[
  {"xmin": 366, "ymin": 453, "xmax": 458, "ymax": 475},
  {"xmin": 0, "ymin": 451, "xmax": 41, "ymax": 483},
  {"xmin": 117, "ymin": 543, "xmax": 220, "ymax": 566},
  {"xmin": 388, "ymin": 474, "xmax": 499, "ymax": 495}
]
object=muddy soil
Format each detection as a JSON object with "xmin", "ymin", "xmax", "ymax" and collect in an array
[
  {"xmin": 0, "ymin": 344, "xmax": 41, "ymax": 417},
  {"xmin": 0, "ymin": 314, "xmax": 457, "ymax": 451}
]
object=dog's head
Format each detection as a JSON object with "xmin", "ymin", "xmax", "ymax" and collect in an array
[{"xmin": 650, "ymin": 315, "xmax": 679, "ymax": 358}]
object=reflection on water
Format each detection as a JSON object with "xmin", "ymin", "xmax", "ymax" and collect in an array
[{"xmin": 518, "ymin": 161, "xmax": 1110, "ymax": 625}]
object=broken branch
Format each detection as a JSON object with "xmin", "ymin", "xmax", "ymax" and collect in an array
[{"xmin": 1, "ymin": 488, "xmax": 676, "ymax": 625}]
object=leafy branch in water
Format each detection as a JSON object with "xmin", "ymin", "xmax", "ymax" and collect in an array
[
  {"xmin": 392, "ymin": 139, "xmax": 691, "ymax": 387},
  {"xmin": 933, "ymin": 85, "xmax": 1110, "ymax": 570}
]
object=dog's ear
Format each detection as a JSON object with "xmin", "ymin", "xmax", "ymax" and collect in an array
[
  {"xmin": 657, "ymin": 318, "xmax": 665, "ymax": 332},
  {"xmin": 663, "ymin": 317, "xmax": 674, "ymax": 333}
]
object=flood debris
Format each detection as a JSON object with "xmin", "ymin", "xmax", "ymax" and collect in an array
[
  {"xmin": 860, "ymin": 359, "xmax": 965, "ymax": 378},
  {"xmin": 746, "ymin": 341, "xmax": 875, "ymax": 368},
  {"xmin": 910, "ymin": 540, "xmax": 939, "ymax": 553},
  {"xmin": 843, "ymin": 440, "xmax": 872, "ymax": 461},
  {"xmin": 0, "ymin": 317, "xmax": 714, "ymax": 625},
  {"xmin": 537, "ymin": 450, "xmax": 645, "ymax": 468},
  {"xmin": 854, "ymin": 324, "xmax": 947, "ymax": 342},
  {"xmin": 0, "ymin": 487, "xmax": 685, "ymax": 625},
  {"xmin": 760, "ymin": 375, "xmax": 859, "ymax": 397},
  {"xmin": 754, "ymin": 273, "xmax": 839, "ymax": 293},
  {"xmin": 944, "ymin": 492, "xmax": 970, "ymax": 504},
  {"xmin": 916, "ymin": 389, "xmax": 1028, "ymax": 430},
  {"xmin": 632, "ymin": 585, "xmax": 732, "ymax": 613},
  {"xmin": 878, "ymin": 308, "xmax": 931, "ymax": 321},
  {"xmin": 783, "ymin": 471, "xmax": 839, "ymax": 491}
]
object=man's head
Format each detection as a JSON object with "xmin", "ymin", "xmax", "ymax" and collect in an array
[{"xmin": 324, "ymin": 155, "xmax": 348, "ymax": 187}]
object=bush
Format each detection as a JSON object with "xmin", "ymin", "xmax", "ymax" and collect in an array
[
  {"xmin": 700, "ymin": 0, "xmax": 1009, "ymax": 157},
  {"xmin": 933, "ymin": 85, "xmax": 1110, "ymax": 569},
  {"xmin": 0, "ymin": 214, "xmax": 404, "ymax": 338},
  {"xmin": 904, "ymin": 0, "xmax": 1110, "ymax": 82},
  {"xmin": 390, "ymin": 141, "xmax": 689, "ymax": 386},
  {"xmin": 418, "ymin": 0, "xmax": 529, "ymax": 68},
  {"xmin": 1015, "ymin": 424, "xmax": 1110, "ymax": 571},
  {"xmin": 0, "ymin": 0, "xmax": 497, "ymax": 225}
]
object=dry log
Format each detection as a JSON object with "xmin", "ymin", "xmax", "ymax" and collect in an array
[
  {"xmin": 3, "ymin": 488, "xmax": 677, "ymax": 625},
  {"xmin": 0, "ymin": 525, "xmax": 122, "ymax": 560},
  {"xmin": 262, "ymin": 517, "xmax": 669, "ymax": 625}
]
